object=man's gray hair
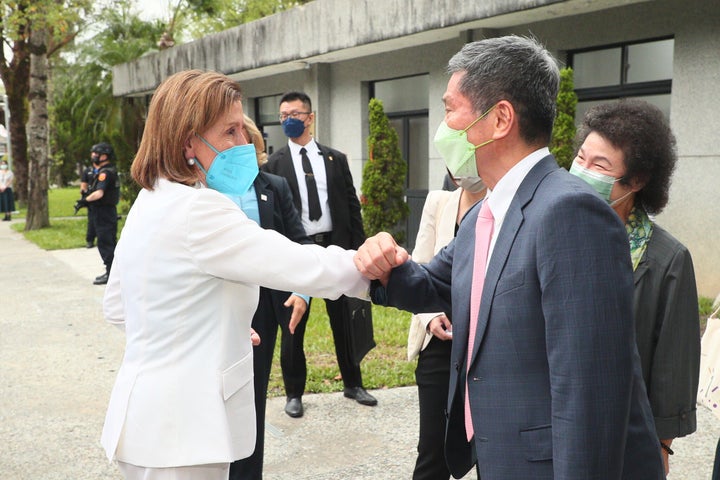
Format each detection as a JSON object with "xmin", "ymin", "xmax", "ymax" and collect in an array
[{"xmin": 448, "ymin": 35, "xmax": 560, "ymax": 146}]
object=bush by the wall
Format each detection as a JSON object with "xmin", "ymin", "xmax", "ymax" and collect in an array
[
  {"xmin": 361, "ymin": 98, "xmax": 409, "ymax": 243},
  {"xmin": 551, "ymin": 67, "xmax": 578, "ymax": 170}
]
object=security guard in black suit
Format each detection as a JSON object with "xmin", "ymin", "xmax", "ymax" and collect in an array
[{"xmin": 81, "ymin": 143, "xmax": 120, "ymax": 285}]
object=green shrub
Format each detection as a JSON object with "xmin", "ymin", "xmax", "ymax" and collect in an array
[
  {"xmin": 361, "ymin": 98, "xmax": 409, "ymax": 243},
  {"xmin": 551, "ymin": 67, "xmax": 578, "ymax": 170}
]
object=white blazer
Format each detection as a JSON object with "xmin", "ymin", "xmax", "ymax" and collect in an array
[
  {"xmin": 406, "ymin": 189, "xmax": 460, "ymax": 361},
  {"xmin": 101, "ymin": 179, "xmax": 368, "ymax": 468}
]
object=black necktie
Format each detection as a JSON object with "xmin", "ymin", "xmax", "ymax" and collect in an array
[{"xmin": 300, "ymin": 147, "xmax": 322, "ymax": 221}]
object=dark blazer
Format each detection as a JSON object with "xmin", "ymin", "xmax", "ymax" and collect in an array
[
  {"xmin": 254, "ymin": 171, "xmax": 311, "ymax": 244},
  {"xmin": 633, "ymin": 223, "xmax": 700, "ymax": 439},
  {"xmin": 263, "ymin": 143, "xmax": 366, "ymax": 249},
  {"xmin": 372, "ymin": 156, "xmax": 664, "ymax": 479},
  {"xmin": 251, "ymin": 170, "xmax": 312, "ymax": 344},
  {"xmin": 230, "ymin": 171, "xmax": 311, "ymax": 480}
]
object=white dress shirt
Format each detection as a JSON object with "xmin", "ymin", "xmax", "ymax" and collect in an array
[
  {"xmin": 287, "ymin": 138, "xmax": 333, "ymax": 235},
  {"xmin": 484, "ymin": 147, "xmax": 550, "ymax": 263}
]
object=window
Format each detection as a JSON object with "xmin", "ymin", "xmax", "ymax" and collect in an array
[
  {"xmin": 370, "ymin": 74, "xmax": 430, "ymax": 250},
  {"xmin": 371, "ymin": 75, "xmax": 429, "ymax": 190},
  {"xmin": 570, "ymin": 38, "xmax": 673, "ymax": 119},
  {"xmin": 255, "ymin": 94, "xmax": 283, "ymax": 155}
]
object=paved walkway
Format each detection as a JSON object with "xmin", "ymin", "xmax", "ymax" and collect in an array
[{"xmin": 0, "ymin": 218, "xmax": 717, "ymax": 479}]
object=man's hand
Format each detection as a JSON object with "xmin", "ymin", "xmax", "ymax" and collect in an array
[
  {"xmin": 285, "ymin": 294, "xmax": 308, "ymax": 334},
  {"xmin": 73, "ymin": 198, "xmax": 89, "ymax": 215},
  {"xmin": 427, "ymin": 314, "xmax": 453, "ymax": 341},
  {"xmin": 353, "ymin": 232, "xmax": 409, "ymax": 285}
]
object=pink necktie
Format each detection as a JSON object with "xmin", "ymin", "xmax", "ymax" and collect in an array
[{"xmin": 465, "ymin": 200, "xmax": 494, "ymax": 441}]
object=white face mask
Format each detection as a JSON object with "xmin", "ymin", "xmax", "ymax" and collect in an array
[{"xmin": 455, "ymin": 176, "xmax": 486, "ymax": 193}]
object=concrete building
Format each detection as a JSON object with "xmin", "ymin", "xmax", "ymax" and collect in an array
[{"xmin": 113, "ymin": 0, "xmax": 720, "ymax": 295}]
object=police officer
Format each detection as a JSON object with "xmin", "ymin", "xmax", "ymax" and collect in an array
[
  {"xmin": 84, "ymin": 142, "xmax": 120, "ymax": 285},
  {"xmin": 80, "ymin": 149, "xmax": 99, "ymax": 248}
]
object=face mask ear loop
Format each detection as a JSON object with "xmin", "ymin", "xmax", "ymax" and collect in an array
[
  {"xmin": 194, "ymin": 133, "xmax": 221, "ymax": 155},
  {"xmin": 462, "ymin": 104, "xmax": 497, "ymax": 134},
  {"xmin": 472, "ymin": 139, "xmax": 494, "ymax": 151}
]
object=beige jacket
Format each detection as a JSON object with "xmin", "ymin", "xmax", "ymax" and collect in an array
[{"xmin": 407, "ymin": 189, "xmax": 461, "ymax": 361}]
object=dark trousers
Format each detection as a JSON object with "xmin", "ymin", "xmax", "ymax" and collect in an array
[
  {"xmin": 90, "ymin": 204, "xmax": 117, "ymax": 273},
  {"xmin": 713, "ymin": 437, "xmax": 720, "ymax": 480},
  {"xmin": 86, "ymin": 206, "xmax": 96, "ymax": 243},
  {"xmin": 281, "ymin": 307, "xmax": 309, "ymax": 398},
  {"xmin": 324, "ymin": 296, "xmax": 363, "ymax": 388},
  {"xmin": 281, "ymin": 296, "xmax": 363, "ymax": 396},
  {"xmin": 413, "ymin": 336, "xmax": 452, "ymax": 480},
  {"xmin": 230, "ymin": 287, "xmax": 293, "ymax": 480},
  {"xmin": 281, "ymin": 232, "xmax": 364, "ymax": 394}
]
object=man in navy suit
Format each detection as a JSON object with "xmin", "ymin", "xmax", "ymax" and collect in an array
[
  {"xmin": 355, "ymin": 36, "xmax": 665, "ymax": 479},
  {"xmin": 263, "ymin": 92, "xmax": 376, "ymax": 417}
]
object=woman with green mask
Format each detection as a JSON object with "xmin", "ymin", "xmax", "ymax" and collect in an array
[{"xmin": 570, "ymin": 99, "xmax": 700, "ymax": 476}]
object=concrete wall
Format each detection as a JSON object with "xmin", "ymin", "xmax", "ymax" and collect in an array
[
  {"xmin": 509, "ymin": 0, "xmax": 720, "ymax": 295},
  {"xmin": 114, "ymin": 0, "xmax": 635, "ymax": 96},
  {"xmin": 113, "ymin": 0, "xmax": 719, "ymax": 295}
]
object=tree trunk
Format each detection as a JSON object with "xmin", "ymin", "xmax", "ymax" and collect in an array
[
  {"xmin": 0, "ymin": 17, "xmax": 31, "ymax": 205},
  {"xmin": 25, "ymin": 27, "xmax": 50, "ymax": 230}
]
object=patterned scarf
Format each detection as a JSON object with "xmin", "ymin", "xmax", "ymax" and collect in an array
[{"xmin": 625, "ymin": 206, "xmax": 653, "ymax": 271}]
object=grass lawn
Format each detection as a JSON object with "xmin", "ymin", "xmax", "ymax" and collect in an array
[
  {"xmin": 12, "ymin": 187, "xmax": 417, "ymax": 396},
  {"xmin": 13, "ymin": 187, "xmax": 717, "ymax": 394}
]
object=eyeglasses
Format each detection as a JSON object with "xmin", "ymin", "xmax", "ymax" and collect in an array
[{"xmin": 279, "ymin": 111, "xmax": 311, "ymax": 122}]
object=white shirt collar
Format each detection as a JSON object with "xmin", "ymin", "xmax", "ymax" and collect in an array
[
  {"xmin": 486, "ymin": 147, "xmax": 550, "ymax": 226},
  {"xmin": 288, "ymin": 138, "xmax": 319, "ymax": 157}
]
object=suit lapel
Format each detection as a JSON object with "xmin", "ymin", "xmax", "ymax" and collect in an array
[
  {"xmin": 276, "ymin": 146, "xmax": 302, "ymax": 214},
  {"xmin": 436, "ymin": 190, "xmax": 461, "ymax": 252},
  {"xmin": 317, "ymin": 143, "xmax": 334, "ymax": 201},
  {"xmin": 254, "ymin": 174, "xmax": 274, "ymax": 229},
  {"xmin": 468, "ymin": 156, "xmax": 559, "ymax": 366}
]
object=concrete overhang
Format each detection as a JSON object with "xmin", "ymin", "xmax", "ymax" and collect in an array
[{"xmin": 113, "ymin": 0, "xmax": 651, "ymax": 97}]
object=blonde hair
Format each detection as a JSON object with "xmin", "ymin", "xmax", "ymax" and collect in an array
[
  {"xmin": 131, "ymin": 70, "xmax": 243, "ymax": 190},
  {"xmin": 242, "ymin": 115, "xmax": 268, "ymax": 166}
]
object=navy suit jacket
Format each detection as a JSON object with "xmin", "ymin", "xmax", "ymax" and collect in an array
[
  {"xmin": 263, "ymin": 143, "xmax": 366, "ymax": 249},
  {"xmin": 373, "ymin": 156, "xmax": 664, "ymax": 479}
]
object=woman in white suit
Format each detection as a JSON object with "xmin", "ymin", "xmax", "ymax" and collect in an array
[
  {"xmin": 101, "ymin": 70, "xmax": 369, "ymax": 480},
  {"xmin": 408, "ymin": 176, "xmax": 485, "ymax": 480}
]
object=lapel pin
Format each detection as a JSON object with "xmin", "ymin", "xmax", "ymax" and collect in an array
[{"xmin": 260, "ymin": 194, "xmax": 267, "ymax": 201}]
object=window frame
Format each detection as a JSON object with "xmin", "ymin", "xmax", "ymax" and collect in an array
[{"xmin": 568, "ymin": 36, "xmax": 674, "ymax": 103}]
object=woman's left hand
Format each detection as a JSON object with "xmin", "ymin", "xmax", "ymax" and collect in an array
[{"xmin": 250, "ymin": 328, "xmax": 261, "ymax": 346}]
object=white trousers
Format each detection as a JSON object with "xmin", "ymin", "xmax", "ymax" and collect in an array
[{"xmin": 117, "ymin": 461, "xmax": 230, "ymax": 480}]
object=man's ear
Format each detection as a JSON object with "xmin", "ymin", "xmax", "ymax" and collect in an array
[{"xmin": 492, "ymin": 100, "xmax": 514, "ymax": 140}]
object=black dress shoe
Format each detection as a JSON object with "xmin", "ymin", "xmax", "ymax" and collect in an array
[
  {"xmin": 284, "ymin": 397, "xmax": 304, "ymax": 418},
  {"xmin": 86, "ymin": 242, "xmax": 95, "ymax": 248},
  {"xmin": 93, "ymin": 273, "xmax": 109, "ymax": 285},
  {"xmin": 343, "ymin": 387, "xmax": 378, "ymax": 406}
]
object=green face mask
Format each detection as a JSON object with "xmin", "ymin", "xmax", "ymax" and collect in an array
[
  {"xmin": 433, "ymin": 105, "xmax": 495, "ymax": 178},
  {"xmin": 569, "ymin": 160, "xmax": 618, "ymax": 202}
]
